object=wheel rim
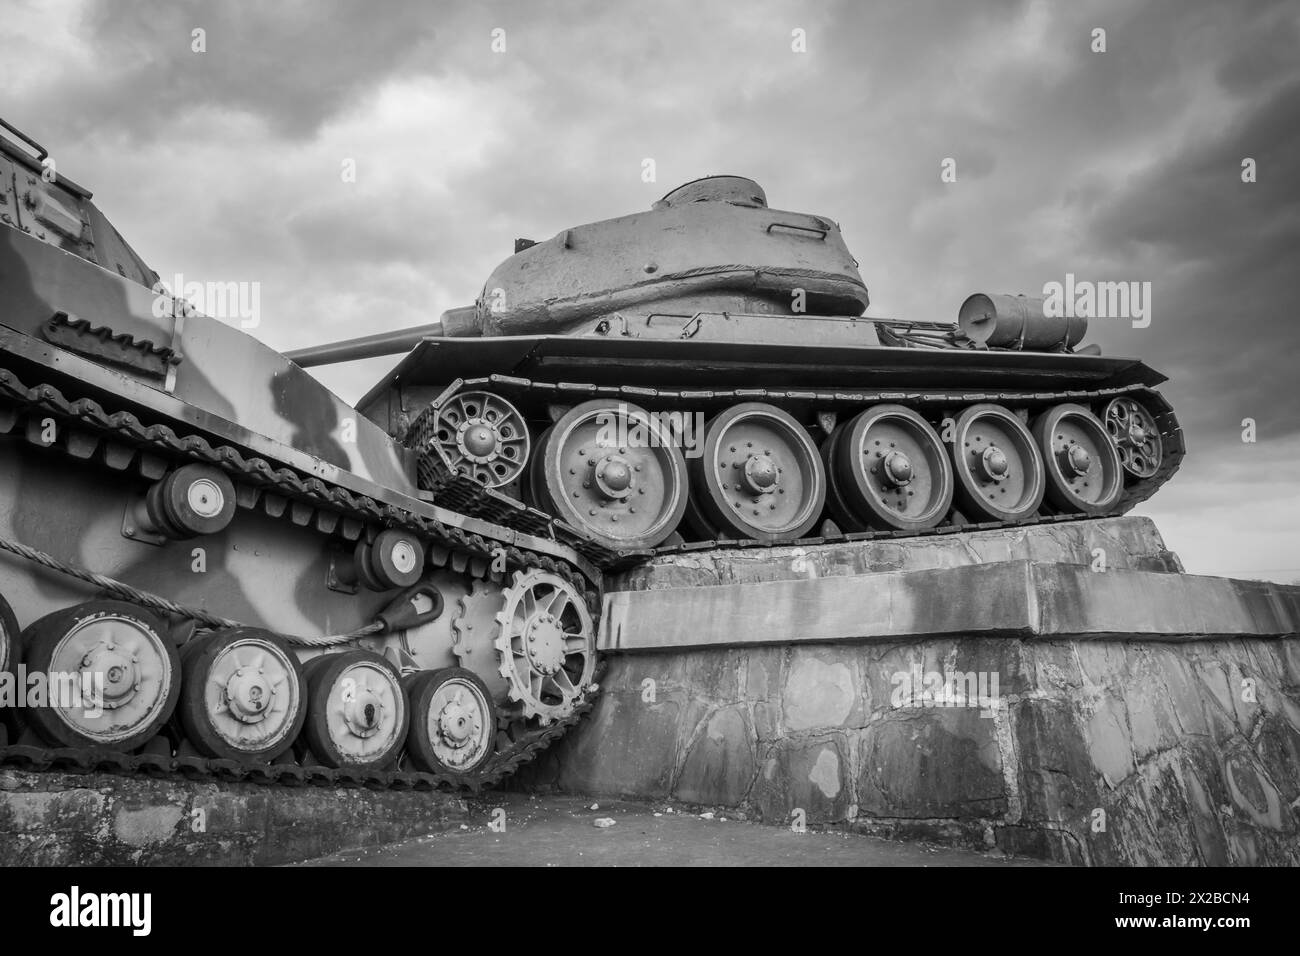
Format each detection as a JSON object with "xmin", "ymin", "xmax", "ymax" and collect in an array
[
  {"xmin": 830, "ymin": 404, "xmax": 953, "ymax": 531},
  {"xmin": 1104, "ymin": 397, "xmax": 1162, "ymax": 479},
  {"xmin": 693, "ymin": 402, "xmax": 825, "ymax": 542},
  {"xmin": 494, "ymin": 570, "xmax": 595, "ymax": 723},
  {"xmin": 425, "ymin": 676, "xmax": 494, "ymax": 770},
  {"xmin": 202, "ymin": 634, "xmax": 301, "ymax": 753},
  {"xmin": 1033, "ymin": 404, "xmax": 1124, "ymax": 513},
  {"xmin": 323, "ymin": 660, "xmax": 405, "ymax": 761},
  {"xmin": 949, "ymin": 404, "xmax": 1045, "ymax": 521},
  {"xmin": 187, "ymin": 478, "xmax": 225, "ymax": 518},
  {"xmin": 535, "ymin": 400, "xmax": 688, "ymax": 550},
  {"xmin": 430, "ymin": 390, "xmax": 530, "ymax": 487},
  {"xmin": 46, "ymin": 612, "xmax": 174, "ymax": 744}
]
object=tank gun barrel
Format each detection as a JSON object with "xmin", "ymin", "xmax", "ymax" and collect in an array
[{"xmin": 286, "ymin": 306, "xmax": 479, "ymax": 367}]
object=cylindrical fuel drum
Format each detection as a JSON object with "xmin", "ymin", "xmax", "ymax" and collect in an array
[{"xmin": 958, "ymin": 293, "xmax": 1087, "ymax": 351}]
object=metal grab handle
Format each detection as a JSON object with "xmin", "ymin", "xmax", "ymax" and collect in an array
[{"xmin": 766, "ymin": 221, "xmax": 828, "ymax": 240}]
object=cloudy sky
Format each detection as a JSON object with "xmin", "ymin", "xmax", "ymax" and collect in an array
[{"xmin": 3, "ymin": 0, "xmax": 1296, "ymax": 581}]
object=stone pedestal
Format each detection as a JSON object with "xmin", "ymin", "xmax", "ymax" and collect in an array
[{"xmin": 520, "ymin": 517, "xmax": 1300, "ymax": 865}]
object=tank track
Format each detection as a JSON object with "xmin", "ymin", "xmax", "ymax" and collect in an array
[
  {"xmin": 0, "ymin": 690, "xmax": 597, "ymax": 793},
  {"xmin": 0, "ymin": 365, "xmax": 602, "ymax": 792},
  {"xmin": 410, "ymin": 374, "xmax": 1185, "ymax": 568}
]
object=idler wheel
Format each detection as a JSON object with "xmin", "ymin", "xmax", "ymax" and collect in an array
[
  {"xmin": 947, "ymin": 404, "xmax": 1045, "ymax": 522},
  {"xmin": 301, "ymin": 650, "xmax": 409, "ymax": 769},
  {"xmin": 1103, "ymin": 396, "xmax": 1163, "ymax": 479},
  {"xmin": 821, "ymin": 404, "xmax": 953, "ymax": 532},
  {"xmin": 429, "ymin": 390, "xmax": 530, "ymax": 487},
  {"xmin": 403, "ymin": 666, "xmax": 498, "ymax": 778},
  {"xmin": 178, "ymin": 627, "xmax": 306, "ymax": 762},
  {"xmin": 1031, "ymin": 403, "xmax": 1124, "ymax": 515},
  {"xmin": 689, "ymin": 403, "xmax": 825, "ymax": 543},
  {"xmin": 149, "ymin": 464, "xmax": 237, "ymax": 538},
  {"xmin": 20, "ymin": 600, "xmax": 180, "ymax": 750},
  {"xmin": 527, "ymin": 400, "xmax": 688, "ymax": 551}
]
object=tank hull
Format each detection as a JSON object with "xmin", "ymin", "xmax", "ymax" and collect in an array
[{"xmin": 0, "ymin": 154, "xmax": 601, "ymax": 788}]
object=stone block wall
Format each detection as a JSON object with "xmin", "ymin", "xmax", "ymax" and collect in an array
[{"xmin": 519, "ymin": 635, "xmax": 1300, "ymax": 865}]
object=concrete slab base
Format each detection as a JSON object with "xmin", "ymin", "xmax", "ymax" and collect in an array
[
  {"xmin": 516, "ymin": 518, "xmax": 1300, "ymax": 865},
  {"xmin": 0, "ymin": 770, "xmax": 467, "ymax": 866}
]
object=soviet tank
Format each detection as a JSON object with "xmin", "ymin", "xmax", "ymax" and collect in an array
[
  {"xmin": 0, "ymin": 119, "xmax": 601, "ymax": 789},
  {"xmin": 291, "ymin": 174, "xmax": 1183, "ymax": 563}
]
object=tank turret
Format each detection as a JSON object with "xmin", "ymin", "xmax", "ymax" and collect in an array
[{"xmin": 471, "ymin": 174, "xmax": 868, "ymax": 338}]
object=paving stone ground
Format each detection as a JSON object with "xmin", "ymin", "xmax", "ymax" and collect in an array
[{"xmin": 290, "ymin": 792, "xmax": 1053, "ymax": 867}]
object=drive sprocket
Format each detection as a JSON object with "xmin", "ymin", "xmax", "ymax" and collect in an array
[{"xmin": 493, "ymin": 569, "xmax": 597, "ymax": 724}]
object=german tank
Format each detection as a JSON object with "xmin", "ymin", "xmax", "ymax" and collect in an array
[
  {"xmin": 0, "ymin": 120, "xmax": 601, "ymax": 789},
  {"xmin": 292, "ymin": 174, "xmax": 1183, "ymax": 563}
]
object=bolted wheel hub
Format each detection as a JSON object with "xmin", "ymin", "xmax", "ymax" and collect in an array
[
  {"xmin": 343, "ymin": 686, "xmax": 386, "ymax": 738},
  {"xmin": 742, "ymin": 454, "xmax": 779, "ymax": 494},
  {"xmin": 436, "ymin": 698, "xmax": 482, "ymax": 749},
  {"xmin": 594, "ymin": 454, "xmax": 633, "ymax": 499},
  {"xmin": 224, "ymin": 666, "xmax": 274, "ymax": 723},
  {"xmin": 460, "ymin": 422, "xmax": 500, "ymax": 460},
  {"xmin": 1062, "ymin": 442, "xmax": 1092, "ymax": 476},
  {"xmin": 525, "ymin": 614, "xmax": 567, "ymax": 676},
  {"xmin": 81, "ymin": 642, "xmax": 139, "ymax": 710},
  {"xmin": 979, "ymin": 446, "xmax": 1009, "ymax": 482},
  {"xmin": 881, "ymin": 450, "xmax": 914, "ymax": 486}
]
